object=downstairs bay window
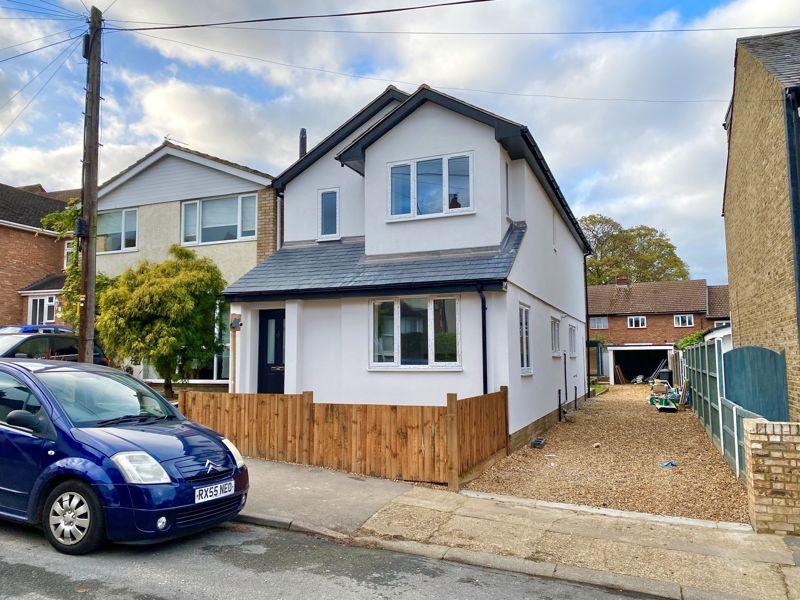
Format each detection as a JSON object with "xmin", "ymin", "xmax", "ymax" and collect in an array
[{"xmin": 370, "ymin": 296, "xmax": 460, "ymax": 368}]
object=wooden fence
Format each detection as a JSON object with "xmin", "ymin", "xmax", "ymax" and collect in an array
[{"xmin": 179, "ymin": 387, "xmax": 509, "ymax": 489}]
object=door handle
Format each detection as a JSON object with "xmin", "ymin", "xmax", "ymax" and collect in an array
[{"xmin": 270, "ymin": 366, "xmax": 285, "ymax": 372}]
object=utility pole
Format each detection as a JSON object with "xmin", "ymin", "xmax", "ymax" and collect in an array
[{"xmin": 78, "ymin": 6, "xmax": 102, "ymax": 363}]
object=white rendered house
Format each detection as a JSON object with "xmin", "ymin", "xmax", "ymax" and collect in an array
[{"xmin": 225, "ymin": 85, "xmax": 591, "ymax": 444}]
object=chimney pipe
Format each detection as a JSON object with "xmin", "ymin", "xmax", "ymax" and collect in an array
[
  {"xmin": 615, "ymin": 275, "xmax": 631, "ymax": 288},
  {"xmin": 299, "ymin": 128, "xmax": 307, "ymax": 158}
]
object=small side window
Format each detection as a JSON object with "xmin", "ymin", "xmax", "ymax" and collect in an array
[{"xmin": 318, "ymin": 189, "xmax": 339, "ymax": 239}]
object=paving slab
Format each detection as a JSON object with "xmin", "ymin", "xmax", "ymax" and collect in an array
[
  {"xmin": 783, "ymin": 566, "xmax": 800, "ymax": 600},
  {"xmin": 241, "ymin": 459, "xmax": 410, "ymax": 534}
]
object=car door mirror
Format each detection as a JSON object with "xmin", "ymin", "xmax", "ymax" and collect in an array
[{"xmin": 6, "ymin": 409, "xmax": 41, "ymax": 432}]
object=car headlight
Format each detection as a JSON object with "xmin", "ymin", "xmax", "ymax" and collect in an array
[
  {"xmin": 111, "ymin": 451, "xmax": 171, "ymax": 484},
  {"xmin": 222, "ymin": 438, "xmax": 245, "ymax": 468}
]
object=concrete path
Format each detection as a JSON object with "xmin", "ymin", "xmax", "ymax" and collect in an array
[
  {"xmin": 240, "ymin": 459, "xmax": 410, "ymax": 534},
  {"xmin": 358, "ymin": 486, "xmax": 800, "ymax": 600}
]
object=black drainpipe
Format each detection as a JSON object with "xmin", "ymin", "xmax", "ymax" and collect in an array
[
  {"xmin": 584, "ymin": 253, "xmax": 591, "ymax": 399},
  {"xmin": 477, "ymin": 286, "xmax": 488, "ymax": 395}
]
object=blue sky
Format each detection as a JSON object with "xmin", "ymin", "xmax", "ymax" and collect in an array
[{"xmin": 2, "ymin": 0, "xmax": 800, "ymax": 285}]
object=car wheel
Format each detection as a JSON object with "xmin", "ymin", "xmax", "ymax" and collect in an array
[{"xmin": 42, "ymin": 480, "xmax": 106, "ymax": 555}]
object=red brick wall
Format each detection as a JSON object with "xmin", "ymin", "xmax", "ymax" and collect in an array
[
  {"xmin": 589, "ymin": 313, "xmax": 706, "ymax": 345},
  {"xmin": 0, "ymin": 225, "xmax": 65, "ymax": 325}
]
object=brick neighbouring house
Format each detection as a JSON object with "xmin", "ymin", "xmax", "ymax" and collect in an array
[
  {"xmin": 0, "ymin": 183, "xmax": 73, "ymax": 327},
  {"xmin": 588, "ymin": 278, "xmax": 730, "ymax": 384},
  {"xmin": 722, "ymin": 29, "xmax": 800, "ymax": 422}
]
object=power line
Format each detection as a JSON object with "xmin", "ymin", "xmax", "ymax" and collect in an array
[
  {"xmin": 105, "ymin": 20, "xmax": 800, "ymax": 36},
  {"xmin": 0, "ymin": 31, "xmax": 83, "ymax": 111},
  {"xmin": 103, "ymin": 0, "xmax": 119, "ymax": 16},
  {"xmin": 0, "ymin": 25, "xmax": 83, "ymax": 52},
  {"xmin": 0, "ymin": 3, "xmax": 82, "ymax": 18},
  {"xmin": 0, "ymin": 14, "xmax": 80, "ymax": 19},
  {"xmin": 4, "ymin": 0, "xmax": 81, "ymax": 18},
  {"xmin": 0, "ymin": 37, "xmax": 81, "ymax": 137},
  {"xmin": 0, "ymin": 33, "xmax": 83, "ymax": 63},
  {"xmin": 105, "ymin": 0, "xmax": 494, "ymax": 32},
  {"xmin": 129, "ymin": 30, "xmax": 737, "ymax": 104},
  {"xmin": 37, "ymin": 0, "xmax": 83, "ymax": 16}
]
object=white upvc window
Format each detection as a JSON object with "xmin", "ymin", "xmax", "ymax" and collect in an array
[
  {"xmin": 182, "ymin": 194, "xmax": 257, "ymax": 245},
  {"xmin": 550, "ymin": 317, "xmax": 561, "ymax": 355},
  {"xmin": 63, "ymin": 239, "xmax": 75, "ymax": 269},
  {"xmin": 504, "ymin": 162, "xmax": 510, "ymax": 218},
  {"xmin": 714, "ymin": 320, "xmax": 731, "ymax": 328},
  {"xmin": 568, "ymin": 325, "xmax": 577, "ymax": 357},
  {"xmin": 552, "ymin": 209, "xmax": 558, "ymax": 252},
  {"xmin": 519, "ymin": 304, "xmax": 531, "ymax": 375},
  {"xmin": 674, "ymin": 314, "xmax": 695, "ymax": 328},
  {"xmin": 370, "ymin": 296, "xmax": 460, "ymax": 369},
  {"xmin": 97, "ymin": 208, "xmax": 137, "ymax": 253},
  {"xmin": 627, "ymin": 315, "xmax": 647, "ymax": 328},
  {"xmin": 317, "ymin": 188, "xmax": 340, "ymax": 240},
  {"xmin": 589, "ymin": 316, "xmax": 608, "ymax": 329},
  {"xmin": 29, "ymin": 296, "xmax": 56, "ymax": 325},
  {"xmin": 387, "ymin": 152, "xmax": 473, "ymax": 221}
]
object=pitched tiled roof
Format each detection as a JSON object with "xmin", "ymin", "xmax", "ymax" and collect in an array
[
  {"xmin": 225, "ymin": 223, "xmax": 526, "ymax": 300},
  {"xmin": 0, "ymin": 183, "xmax": 67, "ymax": 229},
  {"xmin": 588, "ymin": 279, "xmax": 708, "ymax": 316},
  {"xmin": 45, "ymin": 188, "xmax": 80, "ymax": 202},
  {"xmin": 706, "ymin": 285, "xmax": 730, "ymax": 319},
  {"xmin": 739, "ymin": 29, "xmax": 800, "ymax": 88},
  {"xmin": 20, "ymin": 273, "xmax": 65, "ymax": 292}
]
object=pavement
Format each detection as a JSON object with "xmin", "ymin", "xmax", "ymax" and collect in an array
[
  {"xmin": 238, "ymin": 458, "xmax": 800, "ymax": 600},
  {"xmin": 0, "ymin": 518, "xmax": 649, "ymax": 600},
  {"xmin": 238, "ymin": 458, "xmax": 410, "ymax": 535}
]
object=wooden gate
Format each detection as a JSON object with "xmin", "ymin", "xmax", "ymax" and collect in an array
[{"xmin": 723, "ymin": 346, "xmax": 788, "ymax": 422}]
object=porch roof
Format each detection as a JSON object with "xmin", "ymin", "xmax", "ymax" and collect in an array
[{"xmin": 224, "ymin": 223, "xmax": 526, "ymax": 301}]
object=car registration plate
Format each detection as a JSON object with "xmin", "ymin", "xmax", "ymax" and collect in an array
[{"xmin": 194, "ymin": 480, "xmax": 235, "ymax": 504}]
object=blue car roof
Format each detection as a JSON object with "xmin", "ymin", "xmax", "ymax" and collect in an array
[{"xmin": 0, "ymin": 358, "xmax": 116, "ymax": 374}]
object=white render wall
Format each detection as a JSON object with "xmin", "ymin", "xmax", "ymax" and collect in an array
[
  {"xmin": 363, "ymin": 103, "xmax": 505, "ymax": 256},
  {"xmin": 282, "ymin": 101, "xmax": 402, "ymax": 243}
]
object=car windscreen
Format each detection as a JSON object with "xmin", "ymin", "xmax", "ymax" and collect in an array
[
  {"xmin": 0, "ymin": 335, "xmax": 27, "ymax": 355},
  {"xmin": 36, "ymin": 370, "xmax": 177, "ymax": 427},
  {"xmin": 0, "ymin": 327, "xmax": 23, "ymax": 334}
]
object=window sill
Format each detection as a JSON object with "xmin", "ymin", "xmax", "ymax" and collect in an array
[
  {"xmin": 569, "ymin": 354, "xmax": 577, "ymax": 359},
  {"xmin": 386, "ymin": 209, "xmax": 475, "ymax": 224},
  {"xmin": 367, "ymin": 365, "xmax": 463, "ymax": 373},
  {"xmin": 552, "ymin": 353, "xmax": 562, "ymax": 358},
  {"xmin": 98, "ymin": 248, "xmax": 138, "ymax": 255},
  {"xmin": 521, "ymin": 370, "xmax": 533, "ymax": 377},
  {"xmin": 316, "ymin": 235, "xmax": 342, "ymax": 242},
  {"xmin": 182, "ymin": 237, "xmax": 256, "ymax": 248}
]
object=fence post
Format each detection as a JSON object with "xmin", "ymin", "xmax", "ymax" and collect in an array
[
  {"xmin": 500, "ymin": 386, "xmax": 510, "ymax": 456},
  {"xmin": 302, "ymin": 391, "xmax": 314, "ymax": 465},
  {"xmin": 714, "ymin": 339, "xmax": 725, "ymax": 456},
  {"xmin": 177, "ymin": 390, "xmax": 186, "ymax": 414},
  {"xmin": 732, "ymin": 403, "xmax": 739, "ymax": 476},
  {"xmin": 447, "ymin": 392, "xmax": 460, "ymax": 491}
]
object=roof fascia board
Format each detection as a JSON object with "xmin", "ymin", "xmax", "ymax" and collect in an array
[
  {"xmin": 99, "ymin": 147, "xmax": 270, "ymax": 198},
  {"xmin": 272, "ymin": 87, "xmax": 408, "ymax": 191},
  {"xmin": 224, "ymin": 279, "xmax": 506, "ymax": 303},
  {"xmin": 19, "ymin": 288, "xmax": 62, "ymax": 296},
  {"xmin": 0, "ymin": 219, "xmax": 59, "ymax": 236}
]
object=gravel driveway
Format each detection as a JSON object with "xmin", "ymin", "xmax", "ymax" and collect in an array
[{"xmin": 466, "ymin": 385, "xmax": 749, "ymax": 523}]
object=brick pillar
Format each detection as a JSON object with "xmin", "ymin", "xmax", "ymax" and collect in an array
[
  {"xmin": 256, "ymin": 187, "xmax": 277, "ymax": 262},
  {"xmin": 743, "ymin": 419, "xmax": 800, "ymax": 534}
]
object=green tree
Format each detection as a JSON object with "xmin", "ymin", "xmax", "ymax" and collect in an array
[
  {"xmin": 96, "ymin": 245, "xmax": 226, "ymax": 398},
  {"xmin": 40, "ymin": 197, "xmax": 113, "ymax": 328},
  {"xmin": 579, "ymin": 214, "xmax": 689, "ymax": 285},
  {"xmin": 676, "ymin": 330, "xmax": 704, "ymax": 350}
]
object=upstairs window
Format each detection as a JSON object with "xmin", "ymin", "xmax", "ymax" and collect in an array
[
  {"xmin": 370, "ymin": 296, "xmax": 460, "ymax": 368},
  {"xmin": 97, "ymin": 208, "xmax": 137, "ymax": 253},
  {"xmin": 318, "ymin": 188, "xmax": 339, "ymax": 240},
  {"xmin": 589, "ymin": 316, "xmax": 608, "ymax": 329},
  {"xmin": 569, "ymin": 325, "xmax": 577, "ymax": 357},
  {"xmin": 182, "ymin": 194, "xmax": 257, "ymax": 245},
  {"xmin": 519, "ymin": 305, "xmax": 531, "ymax": 375},
  {"xmin": 627, "ymin": 316, "xmax": 647, "ymax": 328},
  {"xmin": 674, "ymin": 314, "xmax": 695, "ymax": 328},
  {"xmin": 388, "ymin": 153, "xmax": 472, "ymax": 219}
]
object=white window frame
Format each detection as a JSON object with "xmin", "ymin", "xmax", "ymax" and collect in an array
[
  {"xmin": 551, "ymin": 317, "xmax": 561, "ymax": 356},
  {"xmin": 589, "ymin": 316, "xmax": 608, "ymax": 329},
  {"xmin": 673, "ymin": 314, "xmax": 695, "ymax": 328},
  {"xmin": 386, "ymin": 152, "xmax": 475, "ymax": 222},
  {"xmin": 627, "ymin": 315, "xmax": 647, "ymax": 329},
  {"xmin": 368, "ymin": 295, "xmax": 461, "ymax": 370},
  {"xmin": 63, "ymin": 239, "xmax": 74, "ymax": 269},
  {"xmin": 568, "ymin": 325, "xmax": 577, "ymax": 357},
  {"xmin": 519, "ymin": 304, "xmax": 532, "ymax": 376},
  {"xmin": 504, "ymin": 161, "xmax": 511, "ymax": 219},
  {"xmin": 317, "ymin": 187, "xmax": 340, "ymax": 241},
  {"xmin": 714, "ymin": 320, "xmax": 731, "ymax": 328},
  {"xmin": 28, "ymin": 295, "xmax": 56, "ymax": 325},
  {"xmin": 97, "ymin": 208, "xmax": 138, "ymax": 254},
  {"xmin": 181, "ymin": 194, "xmax": 258, "ymax": 246},
  {"xmin": 552, "ymin": 209, "xmax": 558, "ymax": 253}
]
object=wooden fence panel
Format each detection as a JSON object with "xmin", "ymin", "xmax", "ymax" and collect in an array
[{"xmin": 179, "ymin": 388, "xmax": 507, "ymax": 486}]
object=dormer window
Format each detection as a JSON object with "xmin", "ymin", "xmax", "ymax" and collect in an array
[{"xmin": 388, "ymin": 152, "xmax": 473, "ymax": 220}]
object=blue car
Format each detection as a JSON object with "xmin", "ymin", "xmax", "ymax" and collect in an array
[{"xmin": 0, "ymin": 359, "xmax": 248, "ymax": 554}]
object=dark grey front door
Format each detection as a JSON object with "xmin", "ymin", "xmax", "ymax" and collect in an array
[{"xmin": 258, "ymin": 309, "xmax": 285, "ymax": 393}]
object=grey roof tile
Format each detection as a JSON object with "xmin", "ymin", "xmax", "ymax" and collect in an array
[
  {"xmin": 0, "ymin": 183, "xmax": 67, "ymax": 229},
  {"xmin": 225, "ymin": 223, "xmax": 526, "ymax": 299},
  {"xmin": 739, "ymin": 29, "xmax": 800, "ymax": 88}
]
